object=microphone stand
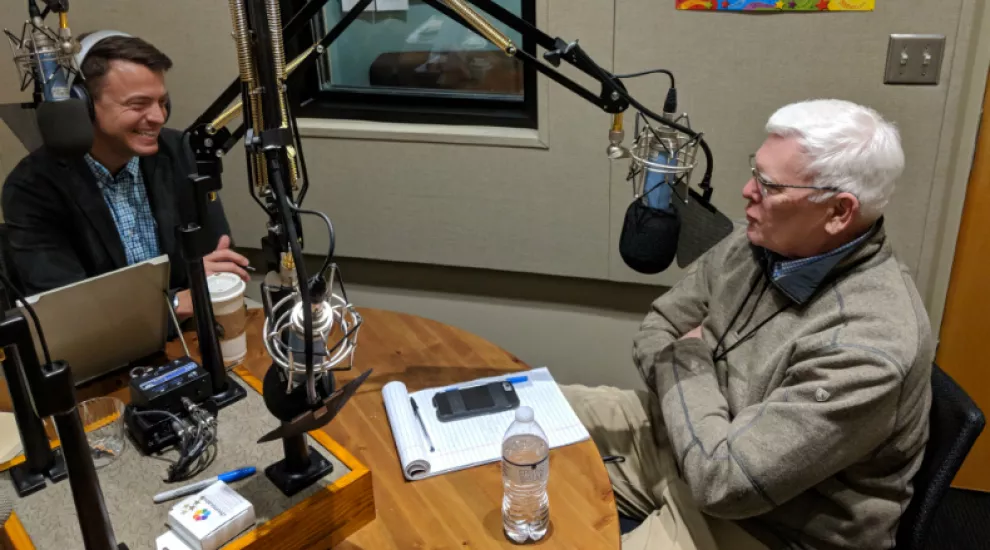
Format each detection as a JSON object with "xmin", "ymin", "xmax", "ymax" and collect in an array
[
  {"xmin": 248, "ymin": 0, "xmax": 333, "ymax": 497},
  {"xmin": 0, "ymin": 286, "xmax": 66, "ymax": 496},
  {"xmin": 181, "ymin": 127, "xmax": 247, "ymax": 409},
  {"xmin": 0, "ymin": 310, "xmax": 125, "ymax": 549}
]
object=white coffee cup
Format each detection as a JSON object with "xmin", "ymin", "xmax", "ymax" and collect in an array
[{"xmin": 207, "ymin": 272, "xmax": 247, "ymax": 366}]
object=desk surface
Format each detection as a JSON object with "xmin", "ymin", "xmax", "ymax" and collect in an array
[{"xmin": 168, "ymin": 307, "xmax": 620, "ymax": 549}]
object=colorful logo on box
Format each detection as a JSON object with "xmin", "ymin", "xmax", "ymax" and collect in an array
[{"xmin": 193, "ymin": 508, "xmax": 211, "ymax": 521}]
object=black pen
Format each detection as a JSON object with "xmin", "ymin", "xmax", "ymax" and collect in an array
[
  {"xmin": 410, "ymin": 397, "xmax": 435, "ymax": 452},
  {"xmin": 602, "ymin": 455, "xmax": 626, "ymax": 464}
]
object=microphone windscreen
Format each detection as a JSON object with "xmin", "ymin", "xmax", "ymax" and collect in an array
[
  {"xmin": 36, "ymin": 99, "xmax": 93, "ymax": 156},
  {"xmin": 264, "ymin": 365, "xmax": 315, "ymax": 422},
  {"xmin": 262, "ymin": 364, "xmax": 335, "ymax": 422},
  {"xmin": 257, "ymin": 368, "xmax": 371, "ymax": 443},
  {"xmin": 619, "ymin": 199, "xmax": 679, "ymax": 274},
  {"xmin": 672, "ymin": 187, "xmax": 735, "ymax": 267}
]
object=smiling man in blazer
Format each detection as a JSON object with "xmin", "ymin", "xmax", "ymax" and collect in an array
[{"xmin": 2, "ymin": 31, "xmax": 248, "ymax": 319}]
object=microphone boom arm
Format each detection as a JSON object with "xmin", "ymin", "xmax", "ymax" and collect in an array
[
  {"xmin": 422, "ymin": 0, "xmax": 715, "ymax": 195},
  {"xmin": 189, "ymin": 0, "xmax": 714, "ymax": 199},
  {"xmin": 180, "ymin": 0, "xmax": 717, "ymax": 420},
  {"xmin": 39, "ymin": 0, "xmax": 69, "ymax": 14}
]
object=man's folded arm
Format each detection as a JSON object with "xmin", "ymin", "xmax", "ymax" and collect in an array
[
  {"xmin": 632, "ymin": 252, "xmax": 713, "ymax": 389},
  {"xmin": 654, "ymin": 337, "xmax": 903, "ymax": 519}
]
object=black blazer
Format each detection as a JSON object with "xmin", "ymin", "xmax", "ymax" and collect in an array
[{"xmin": 1, "ymin": 128, "xmax": 232, "ymax": 296}]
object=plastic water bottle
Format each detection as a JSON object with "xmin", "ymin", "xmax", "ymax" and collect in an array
[{"xmin": 501, "ymin": 405, "xmax": 550, "ymax": 543}]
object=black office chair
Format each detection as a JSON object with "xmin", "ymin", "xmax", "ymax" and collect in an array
[{"xmin": 895, "ymin": 363, "xmax": 985, "ymax": 549}]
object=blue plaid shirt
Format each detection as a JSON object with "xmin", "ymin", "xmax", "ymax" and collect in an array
[{"xmin": 85, "ymin": 155, "xmax": 161, "ymax": 265}]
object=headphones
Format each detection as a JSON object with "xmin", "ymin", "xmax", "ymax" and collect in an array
[{"xmin": 67, "ymin": 30, "xmax": 171, "ymax": 123}]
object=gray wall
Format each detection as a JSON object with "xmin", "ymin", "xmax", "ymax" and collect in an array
[{"xmin": 0, "ymin": 0, "xmax": 986, "ymax": 387}]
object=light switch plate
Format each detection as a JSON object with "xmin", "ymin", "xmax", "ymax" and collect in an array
[{"xmin": 885, "ymin": 34, "xmax": 946, "ymax": 85}]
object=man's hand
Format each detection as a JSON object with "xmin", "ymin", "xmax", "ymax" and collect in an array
[
  {"xmin": 680, "ymin": 325, "xmax": 703, "ymax": 341},
  {"xmin": 204, "ymin": 235, "xmax": 250, "ymax": 281},
  {"xmin": 173, "ymin": 236, "xmax": 247, "ymax": 322},
  {"xmin": 174, "ymin": 289, "xmax": 193, "ymax": 321}
]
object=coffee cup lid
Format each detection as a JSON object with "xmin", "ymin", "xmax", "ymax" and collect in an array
[{"xmin": 207, "ymin": 272, "xmax": 246, "ymax": 302}]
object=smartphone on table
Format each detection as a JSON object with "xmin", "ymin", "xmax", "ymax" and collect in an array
[{"xmin": 432, "ymin": 380, "xmax": 520, "ymax": 422}]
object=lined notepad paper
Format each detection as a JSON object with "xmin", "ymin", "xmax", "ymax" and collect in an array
[{"xmin": 382, "ymin": 367, "xmax": 590, "ymax": 480}]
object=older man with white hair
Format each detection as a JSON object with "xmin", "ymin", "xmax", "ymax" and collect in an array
[{"xmin": 564, "ymin": 99, "xmax": 932, "ymax": 550}]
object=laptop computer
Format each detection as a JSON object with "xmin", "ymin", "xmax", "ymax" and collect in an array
[{"xmin": 18, "ymin": 255, "xmax": 172, "ymax": 385}]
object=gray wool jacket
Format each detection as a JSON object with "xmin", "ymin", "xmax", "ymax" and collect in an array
[{"xmin": 633, "ymin": 219, "xmax": 933, "ymax": 550}]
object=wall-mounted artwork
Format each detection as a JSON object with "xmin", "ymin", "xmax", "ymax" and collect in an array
[{"xmin": 675, "ymin": 0, "xmax": 874, "ymax": 10}]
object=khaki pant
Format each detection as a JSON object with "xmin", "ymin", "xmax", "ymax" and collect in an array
[{"xmin": 561, "ymin": 385, "xmax": 768, "ymax": 550}]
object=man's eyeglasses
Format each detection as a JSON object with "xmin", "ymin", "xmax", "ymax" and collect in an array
[{"xmin": 749, "ymin": 154, "xmax": 844, "ymax": 198}]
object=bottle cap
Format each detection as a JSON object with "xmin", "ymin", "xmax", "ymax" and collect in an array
[{"xmin": 515, "ymin": 405, "xmax": 534, "ymax": 423}]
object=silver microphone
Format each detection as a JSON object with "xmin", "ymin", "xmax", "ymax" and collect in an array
[
  {"xmin": 610, "ymin": 102, "xmax": 706, "ymax": 274},
  {"xmin": 5, "ymin": 3, "xmax": 93, "ymax": 155},
  {"xmin": 611, "ymin": 110, "xmax": 701, "ymax": 202},
  {"xmin": 261, "ymin": 262, "xmax": 362, "ymax": 398},
  {"xmin": 4, "ymin": 6, "xmax": 76, "ymax": 101}
]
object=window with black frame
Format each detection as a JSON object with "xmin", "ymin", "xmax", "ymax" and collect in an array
[{"xmin": 285, "ymin": 0, "xmax": 538, "ymax": 128}]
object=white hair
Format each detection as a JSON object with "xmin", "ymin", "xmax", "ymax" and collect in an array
[{"xmin": 765, "ymin": 99, "xmax": 905, "ymax": 222}]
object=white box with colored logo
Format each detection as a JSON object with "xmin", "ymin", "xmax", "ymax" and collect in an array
[{"xmin": 166, "ymin": 480, "xmax": 256, "ymax": 550}]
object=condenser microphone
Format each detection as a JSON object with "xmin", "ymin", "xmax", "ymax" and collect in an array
[
  {"xmin": 29, "ymin": 10, "xmax": 69, "ymax": 101},
  {"xmin": 261, "ymin": 265, "xmax": 361, "ymax": 411},
  {"xmin": 5, "ymin": 1, "xmax": 91, "ymax": 155},
  {"xmin": 615, "ymin": 105, "xmax": 697, "ymax": 274},
  {"xmin": 7, "ymin": 1, "xmax": 74, "ymax": 102}
]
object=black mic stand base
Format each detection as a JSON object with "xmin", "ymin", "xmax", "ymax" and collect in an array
[
  {"xmin": 265, "ymin": 432, "xmax": 332, "ymax": 497},
  {"xmin": 0, "ymin": 312, "xmax": 123, "ymax": 546},
  {"xmin": 2, "ymin": 331, "xmax": 67, "ymax": 496},
  {"xmin": 210, "ymin": 377, "xmax": 248, "ymax": 409},
  {"xmin": 9, "ymin": 447, "xmax": 66, "ymax": 497}
]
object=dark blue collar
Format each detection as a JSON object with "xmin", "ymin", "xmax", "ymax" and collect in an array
[{"xmin": 760, "ymin": 221, "xmax": 880, "ymax": 305}]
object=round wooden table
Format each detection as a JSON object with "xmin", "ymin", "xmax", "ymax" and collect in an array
[{"xmin": 224, "ymin": 307, "xmax": 620, "ymax": 549}]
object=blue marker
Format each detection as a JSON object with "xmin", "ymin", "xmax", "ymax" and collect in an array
[
  {"xmin": 444, "ymin": 375, "xmax": 529, "ymax": 393},
  {"xmin": 153, "ymin": 467, "xmax": 256, "ymax": 503}
]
